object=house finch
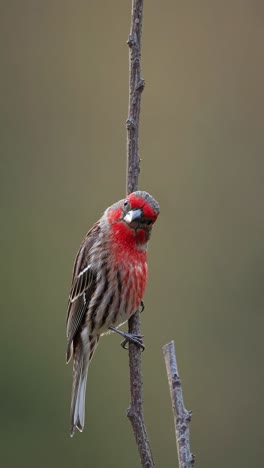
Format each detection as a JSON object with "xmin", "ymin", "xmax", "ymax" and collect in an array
[{"xmin": 66, "ymin": 190, "xmax": 159, "ymax": 436}]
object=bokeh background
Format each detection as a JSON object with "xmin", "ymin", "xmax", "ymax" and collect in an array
[{"xmin": 1, "ymin": 1, "xmax": 264, "ymax": 467}]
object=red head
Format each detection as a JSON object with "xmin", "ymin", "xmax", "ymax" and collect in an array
[{"xmin": 105, "ymin": 191, "xmax": 159, "ymax": 251}]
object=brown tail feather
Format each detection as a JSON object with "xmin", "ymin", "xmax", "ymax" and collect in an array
[{"xmin": 70, "ymin": 335, "xmax": 99, "ymax": 436}]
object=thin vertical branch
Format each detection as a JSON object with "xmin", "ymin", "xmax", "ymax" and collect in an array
[
  {"xmin": 126, "ymin": 0, "xmax": 145, "ymax": 196},
  {"xmin": 126, "ymin": 1, "xmax": 155, "ymax": 467},
  {"xmin": 163, "ymin": 341, "xmax": 195, "ymax": 468}
]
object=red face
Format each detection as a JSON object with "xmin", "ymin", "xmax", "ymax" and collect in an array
[
  {"xmin": 126, "ymin": 193, "xmax": 159, "ymax": 224},
  {"xmin": 107, "ymin": 191, "xmax": 159, "ymax": 250}
]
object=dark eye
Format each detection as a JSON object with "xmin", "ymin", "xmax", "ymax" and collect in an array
[{"xmin": 124, "ymin": 200, "xmax": 129, "ymax": 207}]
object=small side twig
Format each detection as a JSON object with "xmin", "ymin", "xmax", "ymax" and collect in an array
[
  {"xmin": 163, "ymin": 341, "xmax": 195, "ymax": 468},
  {"xmin": 126, "ymin": 1, "xmax": 155, "ymax": 467}
]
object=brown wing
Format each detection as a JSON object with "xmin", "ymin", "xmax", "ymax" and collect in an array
[{"xmin": 66, "ymin": 222, "xmax": 100, "ymax": 362}]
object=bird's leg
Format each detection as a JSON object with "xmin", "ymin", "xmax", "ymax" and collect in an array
[{"xmin": 108, "ymin": 326, "xmax": 145, "ymax": 351}]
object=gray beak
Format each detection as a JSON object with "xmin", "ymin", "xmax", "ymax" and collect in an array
[{"xmin": 123, "ymin": 209, "xmax": 142, "ymax": 224}]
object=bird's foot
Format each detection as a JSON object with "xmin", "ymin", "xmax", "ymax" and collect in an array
[
  {"xmin": 139, "ymin": 300, "xmax": 145, "ymax": 313},
  {"xmin": 120, "ymin": 333, "xmax": 145, "ymax": 351},
  {"xmin": 108, "ymin": 326, "xmax": 145, "ymax": 351}
]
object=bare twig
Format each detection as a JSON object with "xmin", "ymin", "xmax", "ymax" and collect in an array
[
  {"xmin": 126, "ymin": 1, "xmax": 155, "ymax": 467},
  {"xmin": 163, "ymin": 341, "xmax": 195, "ymax": 468}
]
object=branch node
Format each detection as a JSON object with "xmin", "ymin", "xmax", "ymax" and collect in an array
[
  {"xmin": 136, "ymin": 79, "xmax": 145, "ymax": 92},
  {"xmin": 127, "ymin": 34, "xmax": 136, "ymax": 47},
  {"xmin": 126, "ymin": 117, "xmax": 137, "ymax": 130}
]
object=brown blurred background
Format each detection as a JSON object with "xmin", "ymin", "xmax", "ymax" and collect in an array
[{"xmin": 1, "ymin": 1, "xmax": 264, "ymax": 467}]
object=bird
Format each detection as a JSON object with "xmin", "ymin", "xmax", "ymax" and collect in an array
[{"xmin": 66, "ymin": 190, "xmax": 160, "ymax": 436}]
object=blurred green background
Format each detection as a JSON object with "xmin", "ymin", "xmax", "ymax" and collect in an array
[{"xmin": 1, "ymin": 1, "xmax": 264, "ymax": 467}]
